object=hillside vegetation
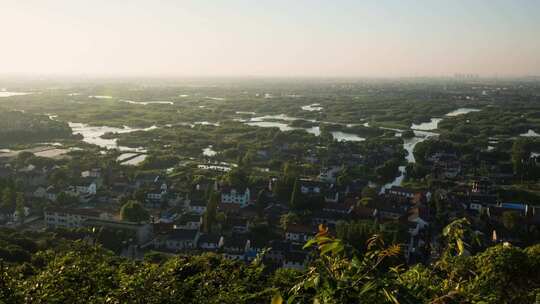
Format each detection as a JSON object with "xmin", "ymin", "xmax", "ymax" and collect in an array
[{"xmin": 1, "ymin": 221, "xmax": 539, "ymax": 304}]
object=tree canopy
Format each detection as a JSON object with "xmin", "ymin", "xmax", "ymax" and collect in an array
[{"xmin": 119, "ymin": 200, "xmax": 150, "ymax": 223}]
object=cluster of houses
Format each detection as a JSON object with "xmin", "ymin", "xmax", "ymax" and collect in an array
[
  {"xmin": 139, "ymin": 175, "xmax": 440, "ymax": 267},
  {"xmin": 2, "ymin": 145, "xmax": 540, "ymax": 269},
  {"xmin": 447, "ymin": 178, "xmax": 540, "ymax": 244}
]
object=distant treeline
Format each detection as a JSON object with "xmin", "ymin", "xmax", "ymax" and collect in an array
[{"xmin": 0, "ymin": 111, "xmax": 72, "ymax": 144}]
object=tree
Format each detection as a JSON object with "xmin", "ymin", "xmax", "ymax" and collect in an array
[
  {"xmin": 1, "ymin": 187, "xmax": 14, "ymax": 210},
  {"xmin": 279, "ymin": 212, "xmax": 299, "ymax": 230},
  {"xmin": 49, "ymin": 168, "xmax": 69, "ymax": 187},
  {"xmin": 13, "ymin": 151, "xmax": 34, "ymax": 167},
  {"xmin": 502, "ymin": 211, "xmax": 521, "ymax": 233},
  {"xmin": 511, "ymin": 139, "xmax": 529, "ymax": 181},
  {"xmin": 222, "ymin": 167, "xmax": 249, "ymax": 189},
  {"xmin": 241, "ymin": 150, "xmax": 255, "ymax": 167},
  {"xmin": 0, "ymin": 261, "xmax": 21, "ymax": 303},
  {"xmin": 361, "ymin": 186, "xmax": 377, "ymax": 200},
  {"xmin": 357, "ymin": 197, "xmax": 373, "ymax": 207},
  {"xmin": 203, "ymin": 192, "xmax": 219, "ymax": 233},
  {"xmin": 336, "ymin": 220, "xmax": 379, "ymax": 252},
  {"xmin": 133, "ymin": 188, "xmax": 147, "ymax": 203},
  {"xmin": 375, "ymin": 158, "xmax": 401, "ymax": 181},
  {"xmin": 56, "ymin": 192, "xmax": 73, "ymax": 205},
  {"xmin": 293, "ymin": 226, "xmax": 406, "ymax": 303},
  {"xmin": 215, "ymin": 212, "xmax": 227, "ymax": 227},
  {"xmin": 273, "ymin": 162, "xmax": 300, "ymax": 201},
  {"xmin": 15, "ymin": 193, "xmax": 25, "ymax": 223},
  {"xmin": 336, "ymin": 168, "xmax": 351, "ymax": 187},
  {"xmin": 432, "ymin": 190, "xmax": 448, "ymax": 225},
  {"xmin": 441, "ymin": 218, "xmax": 479, "ymax": 258},
  {"xmin": 120, "ymin": 200, "xmax": 150, "ymax": 222},
  {"xmin": 289, "ymin": 178, "xmax": 309, "ymax": 210},
  {"xmin": 472, "ymin": 245, "xmax": 530, "ymax": 303},
  {"xmin": 255, "ymin": 189, "xmax": 268, "ymax": 215},
  {"xmin": 402, "ymin": 129, "xmax": 415, "ymax": 139}
]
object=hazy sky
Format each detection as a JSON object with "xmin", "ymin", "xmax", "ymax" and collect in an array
[{"xmin": 1, "ymin": 0, "xmax": 539, "ymax": 77}]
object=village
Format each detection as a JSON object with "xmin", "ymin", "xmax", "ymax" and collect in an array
[{"xmin": 1, "ymin": 133, "xmax": 538, "ymax": 270}]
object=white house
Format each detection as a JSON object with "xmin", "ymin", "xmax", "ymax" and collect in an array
[
  {"xmin": 318, "ymin": 166, "xmax": 341, "ymax": 183},
  {"xmin": 164, "ymin": 229, "xmax": 200, "ymax": 251},
  {"xmin": 12, "ymin": 206, "xmax": 30, "ymax": 223},
  {"xmin": 75, "ymin": 180, "xmax": 97, "ymax": 195},
  {"xmin": 221, "ymin": 187, "xmax": 251, "ymax": 207},
  {"xmin": 33, "ymin": 186, "xmax": 47, "ymax": 199},
  {"xmin": 174, "ymin": 213, "xmax": 202, "ymax": 230},
  {"xmin": 45, "ymin": 185, "xmax": 60, "ymax": 201},
  {"xmin": 385, "ymin": 186, "xmax": 415, "ymax": 199},
  {"xmin": 469, "ymin": 202, "xmax": 483, "ymax": 212},
  {"xmin": 285, "ymin": 225, "xmax": 313, "ymax": 243},
  {"xmin": 188, "ymin": 199, "xmax": 207, "ymax": 215},
  {"xmin": 299, "ymin": 179, "xmax": 324, "ymax": 195},
  {"xmin": 198, "ymin": 234, "xmax": 223, "ymax": 250},
  {"xmin": 81, "ymin": 168, "xmax": 101, "ymax": 178},
  {"xmin": 147, "ymin": 183, "xmax": 168, "ymax": 201},
  {"xmin": 83, "ymin": 218, "xmax": 153, "ymax": 245}
]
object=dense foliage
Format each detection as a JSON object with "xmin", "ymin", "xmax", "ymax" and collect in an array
[
  {"xmin": 120, "ymin": 200, "xmax": 150, "ymax": 222},
  {"xmin": 0, "ymin": 221, "xmax": 539, "ymax": 303},
  {"xmin": 0, "ymin": 112, "xmax": 72, "ymax": 144}
]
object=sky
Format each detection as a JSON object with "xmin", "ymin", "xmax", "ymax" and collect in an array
[{"xmin": 1, "ymin": 0, "xmax": 539, "ymax": 78}]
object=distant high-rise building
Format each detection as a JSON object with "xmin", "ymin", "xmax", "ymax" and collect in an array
[{"xmin": 454, "ymin": 73, "xmax": 480, "ymax": 80}]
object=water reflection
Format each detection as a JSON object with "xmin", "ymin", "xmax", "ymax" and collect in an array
[
  {"xmin": 301, "ymin": 103, "xmax": 323, "ymax": 111},
  {"xmin": 69, "ymin": 122, "xmax": 155, "ymax": 152},
  {"xmin": 521, "ymin": 129, "xmax": 540, "ymax": 137},
  {"xmin": 445, "ymin": 108, "xmax": 480, "ymax": 116}
]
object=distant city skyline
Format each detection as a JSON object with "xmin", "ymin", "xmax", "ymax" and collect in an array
[{"xmin": 1, "ymin": 0, "xmax": 539, "ymax": 77}]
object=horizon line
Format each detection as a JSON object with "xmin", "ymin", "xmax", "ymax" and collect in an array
[{"xmin": 1, "ymin": 73, "xmax": 539, "ymax": 81}]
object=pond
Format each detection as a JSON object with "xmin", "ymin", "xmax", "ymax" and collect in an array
[
  {"xmin": 250, "ymin": 114, "xmax": 302, "ymax": 122},
  {"xmin": 301, "ymin": 103, "xmax": 323, "ymax": 111},
  {"xmin": 69, "ymin": 122, "xmax": 156, "ymax": 151},
  {"xmin": 306, "ymin": 126, "xmax": 321, "ymax": 136},
  {"xmin": 0, "ymin": 91, "xmax": 33, "ymax": 97},
  {"xmin": 246, "ymin": 121, "xmax": 295, "ymax": 132},
  {"xmin": 117, "ymin": 153, "xmax": 139, "ymax": 162},
  {"xmin": 194, "ymin": 121, "xmax": 220, "ymax": 127},
  {"xmin": 331, "ymin": 131, "xmax": 365, "ymax": 142},
  {"xmin": 88, "ymin": 95, "xmax": 113, "ymax": 99},
  {"xmin": 122, "ymin": 154, "xmax": 147, "ymax": 166},
  {"xmin": 410, "ymin": 108, "xmax": 482, "ymax": 131},
  {"xmin": 520, "ymin": 129, "xmax": 540, "ymax": 137},
  {"xmin": 247, "ymin": 115, "xmax": 366, "ymax": 141},
  {"xmin": 121, "ymin": 99, "xmax": 173, "ymax": 105},
  {"xmin": 411, "ymin": 118, "xmax": 443, "ymax": 131},
  {"xmin": 247, "ymin": 120, "xmax": 363, "ymax": 142},
  {"xmin": 445, "ymin": 108, "xmax": 481, "ymax": 116},
  {"xmin": 380, "ymin": 130, "xmax": 438, "ymax": 192}
]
